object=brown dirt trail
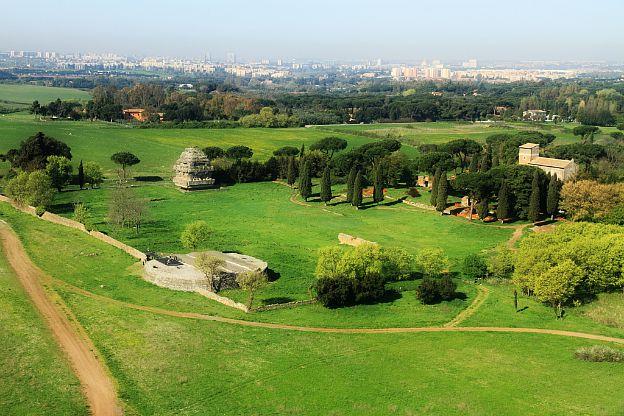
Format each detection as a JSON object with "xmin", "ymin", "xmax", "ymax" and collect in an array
[{"xmin": 0, "ymin": 224, "xmax": 122, "ymax": 416}]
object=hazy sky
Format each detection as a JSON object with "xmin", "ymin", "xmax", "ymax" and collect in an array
[{"xmin": 2, "ymin": 0, "xmax": 623, "ymax": 61}]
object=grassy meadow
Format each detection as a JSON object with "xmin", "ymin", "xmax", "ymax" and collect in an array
[
  {"xmin": 0, "ymin": 241, "xmax": 88, "ymax": 415},
  {"xmin": 0, "ymin": 84, "xmax": 91, "ymax": 109}
]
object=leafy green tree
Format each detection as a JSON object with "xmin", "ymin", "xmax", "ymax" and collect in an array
[
  {"xmin": 225, "ymin": 145, "xmax": 253, "ymax": 161},
  {"xmin": 533, "ymin": 260, "xmax": 583, "ymax": 317},
  {"xmin": 286, "ymin": 156, "xmax": 296, "ymax": 186},
  {"xmin": 430, "ymin": 167, "xmax": 441, "ymax": 207},
  {"xmin": 73, "ymin": 202, "xmax": 91, "ymax": 229},
  {"xmin": 528, "ymin": 171, "xmax": 541, "ymax": 222},
  {"xmin": 195, "ymin": 252, "xmax": 225, "ymax": 292},
  {"xmin": 203, "ymin": 146, "xmax": 225, "ymax": 159},
  {"xmin": 479, "ymin": 146, "xmax": 492, "ymax": 172},
  {"xmin": 488, "ymin": 245, "xmax": 515, "ymax": 279},
  {"xmin": 373, "ymin": 163, "xmax": 384, "ymax": 203},
  {"xmin": 110, "ymin": 152, "xmax": 140, "ymax": 179},
  {"xmin": 320, "ymin": 165, "xmax": 332, "ymax": 204},
  {"xmin": 45, "ymin": 155, "xmax": 73, "ymax": 191},
  {"xmin": 468, "ymin": 154, "xmax": 478, "ymax": 172},
  {"xmin": 435, "ymin": 174, "xmax": 448, "ymax": 212},
  {"xmin": 310, "ymin": 137, "xmax": 348, "ymax": 159},
  {"xmin": 1, "ymin": 132, "xmax": 72, "ymax": 171},
  {"xmin": 83, "ymin": 161, "xmax": 104, "ymax": 188},
  {"xmin": 416, "ymin": 247, "xmax": 449, "ymax": 278},
  {"xmin": 346, "ymin": 166, "xmax": 357, "ymax": 202},
  {"xmin": 77, "ymin": 160, "xmax": 85, "ymax": 189},
  {"xmin": 497, "ymin": 180, "xmax": 512, "ymax": 220},
  {"xmin": 5, "ymin": 170, "xmax": 55, "ymax": 209},
  {"xmin": 462, "ymin": 254, "xmax": 488, "ymax": 279},
  {"xmin": 352, "ymin": 170, "xmax": 363, "ymax": 207},
  {"xmin": 273, "ymin": 146, "xmax": 299, "ymax": 157},
  {"xmin": 236, "ymin": 270, "xmax": 268, "ymax": 310},
  {"xmin": 546, "ymin": 174, "xmax": 561, "ymax": 219},
  {"xmin": 477, "ymin": 197, "xmax": 489, "ymax": 219},
  {"xmin": 180, "ymin": 220, "xmax": 211, "ymax": 250}
]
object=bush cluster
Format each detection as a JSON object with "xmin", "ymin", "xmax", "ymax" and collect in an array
[
  {"xmin": 415, "ymin": 276, "xmax": 457, "ymax": 304},
  {"xmin": 575, "ymin": 345, "xmax": 624, "ymax": 363}
]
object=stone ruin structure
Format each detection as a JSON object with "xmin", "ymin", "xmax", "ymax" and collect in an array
[{"xmin": 172, "ymin": 147, "xmax": 215, "ymax": 190}]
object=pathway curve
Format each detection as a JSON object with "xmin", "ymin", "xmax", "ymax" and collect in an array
[
  {"xmin": 0, "ymin": 224, "xmax": 122, "ymax": 416},
  {"xmin": 444, "ymin": 285, "xmax": 489, "ymax": 327},
  {"xmin": 4, "ymin": 222, "xmax": 624, "ymax": 360}
]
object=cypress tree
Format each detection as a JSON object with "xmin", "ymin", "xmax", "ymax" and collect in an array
[
  {"xmin": 430, "ymin": 167, "xmax": 441, "ymax": 206},
  {"xmin": 299, "ymin": 160, "xmax": 312, "ymax": 201},
  {"xmin": 479, "ymin": 146, "xmax": 491, "ymax": 172},
  {"xmin": 286, "ymin": 156, "xmax": 296, "ymax": 186},
  {"xmin": 373, "ymin": 163, "xmax": 384, "ymax": 203},
  {"xmin": 497, "ymin": 180, "xmax": 512, "ymax": 220},
  {"xmin": 491, "ymin": 151, "xmax": 499, "ymax": 168},
  {"xmin": 78, "ymin": 160, "xmax": 85, "ymax": 189},
  {"xmin": 346, "ymin": 166, "xmax": 357, "ymax": 202},
  {"xmin": 352, "ymin": 170, "xmax": 363, "ymax": 207},
  {"xmin": 477, "ymin": 197, "xmax": 489, "ymax": 220},
  {"xmin": 320, "ymin": 165, "xmax": 332, "ymax": 204},
  {"xmin": 468, "ymin": 154, "xmax": 478, "ymax": 172},
  {"xmin": 546, "ymin": 174, "xmax": 560, "ymax": 219},
  {"xmin": 528, "ymin": 171, "xmax": 541, "ymax": 222},
  {"xmin": 435, "ymin": 174, "xmax": 448, "ymax": 212}
]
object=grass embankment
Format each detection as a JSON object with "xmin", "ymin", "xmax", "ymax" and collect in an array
[{"xmin": 0, "ymin": 240, "xmax": 88, "ymax": 415}]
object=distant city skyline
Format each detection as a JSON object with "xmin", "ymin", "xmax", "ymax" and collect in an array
[{"xmin": 3, "ymin": 0, "xmax": 624, "ymax": 62}]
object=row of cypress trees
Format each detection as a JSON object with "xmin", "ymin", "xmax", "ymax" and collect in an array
[{"xmin": 429, "ymin": 167, "xmax": 449, "ymax": 213}]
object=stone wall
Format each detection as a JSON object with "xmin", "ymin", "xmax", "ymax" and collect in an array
[
  {"xmin": 196, "ymin": 288, "xmax": 249, "ymax": 312},
  {"xmin": 254, "ymin": 299, "xmax": 316, "ymax": 312},
  {"xmin": 0, "ymin": 195, "xmax": 38, "ymax": 216},
  {"xmin": 41, "ymin": 211, "xmax": 87, "ymax": 232},
  {"xmin": 338, "ymin": 233, "xmax": 377, "ymax": 247}
]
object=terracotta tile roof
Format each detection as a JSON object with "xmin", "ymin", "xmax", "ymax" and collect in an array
[{"xmin": 528, "ymin": 157, "xmax": 574, "ymax": 169}]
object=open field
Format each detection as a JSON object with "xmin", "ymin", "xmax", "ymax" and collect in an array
[
  {"xmin": 0, "ymin": 113, "xmax": 380, "ymax": 176},
  {"xmin": 49, "ymin": 181, "xmax": 512, "ymax": 303},
  {"xmin": 318, "ymin": 120, "xmax": 619, "ymax": 146},
  {"xmin": 0, "ymin": 239, "xmax": 88, "ymax": 415},
  {"xmin": 0, "ymin": 84, "xmax": 91, "ymax": 108}
]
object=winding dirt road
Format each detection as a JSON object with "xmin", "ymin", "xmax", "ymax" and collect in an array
[
  {"xmin": 0, "ymin": 224, "xmax": 122, "ymax": 416},
  {"xmin": 2, "ymin": 218, "xmax": 624, "ymax": 416}
]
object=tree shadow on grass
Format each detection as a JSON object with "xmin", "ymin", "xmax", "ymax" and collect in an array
[
  {"xmin": 356, "ymin": 289, "xmax": 402, "ymax": 306},
  {"xmin": 266, "ymin": 268, "xmax": 281, "ymax": 282},
  {"xmin": 48, "ymin": 202, "xmax": 75, "ymax": 214},
  {"xmin": 261, "ymin": 296, "xmax": 295, "ymax": 305}
]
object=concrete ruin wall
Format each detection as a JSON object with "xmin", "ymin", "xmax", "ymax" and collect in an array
[
  {"xmin": 89, "ymin": 231, "xmax": 147, "ymax": 262},
  {"xmin": 338, "ymin": 233, "xmax": 377, "ymax": 247},
  {"xmin": 0, "ymin": 195, "xmax": 38, "ymax": 216},
  {"xmin": 196, "ymin": 288, "xmax": 249, "ymax": 312}
]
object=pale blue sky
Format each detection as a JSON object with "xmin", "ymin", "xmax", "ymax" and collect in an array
[{"xmin": 2, "ymin": 0, "xmax": 623, "ymax": 61}]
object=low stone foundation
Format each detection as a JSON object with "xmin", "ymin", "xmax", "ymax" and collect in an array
[{"xmin": 338, "ymin": 233, "xmax": 377, "ymax": 247}]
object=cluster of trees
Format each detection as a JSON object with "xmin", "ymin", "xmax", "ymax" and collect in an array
[
  {"xmin": 313, "ymin": 243, "xmax": 458, "ymax": 308},
  {"xmin": 513, "ymin": 222, "xmax": 624, "ymax": 317},
  {"xmin": 560, "ymin": 180, "xmax": 624, "ymax": 223},
  {"xmin": 202, "ymin": 145, "xmax": 281, "ymax": 184},
  {"xmin": 239, "ymin": 107, "xmax": 300, "ymax": 128},
  {"xmin": 2, "ymin": 133, "xmax": 104, "ymax": 210},
  {"xmin": 30, "ymin": 99, "xmax": 83, "ymax": 119},
  {"xmin": 314, "ymin": 243, "xmax": 414, "ymax": 308}
]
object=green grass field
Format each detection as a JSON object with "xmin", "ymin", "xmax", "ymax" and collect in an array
[
  {"xmin": 319, "ymin": 121, "xmax": 618, "ymax": 147},
  {"xmin": 0, "ymin": 113, "xmax": 380, "ymax": 176},
  {"xmin": 49, "ymin": 181, "xmax": 512, "ymax": 303},
  {"xmin": 0, "ymin": 243, "xmax": 88, "ymax": 415},
  {"xmin": 3, "ymin": 196, "xmax": 624, "ymax": 415},
  {"xmin": 0, "ymin": 84, "xmax": 91, "ymax": 108}
]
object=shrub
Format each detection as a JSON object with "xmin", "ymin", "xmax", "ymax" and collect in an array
[
  {"xmin": 407, "ymin": 187, "xmax": 420, "ymax": 198},
  {"xmin": 575, "ymin": 345, "xmax": 624, "ymax": 362},
  {"xmin": 416, "ymin": 277, "xmax": 457, "ymax": 304},
  {"xmin": 488, "ymin": 245, "xmax": 515, "ymax": 279},
  {"xmin": 416, "ymin": 247, "xmax": 449, "ymax": 278},
  {"xmin": 353, "ymin": 273, "xmax": 387, "ymax": 303},
  {"xmin": 315, "ymin": 278, "xmax": 355, "ymax": 308},
  {"xmin": 462, "ymin": 254, "xmax": 488, "ymax": 279}
]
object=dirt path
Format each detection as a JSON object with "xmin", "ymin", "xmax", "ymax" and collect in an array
[
  {"xmin": 445, "ymin": 285, "xmax": 489, "ymax": 327},
  {"xmin": 507, "ymin": 224, "xmax": 530, "ymax": 250},
  {"xmin": 0, "ymin": 224, "xmax": 122, "ymax": 416}
]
